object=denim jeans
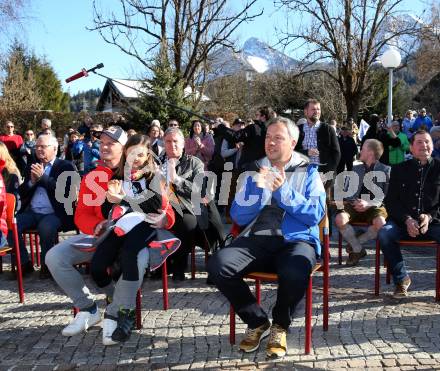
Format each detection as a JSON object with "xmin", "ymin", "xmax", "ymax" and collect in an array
[
  {"xmin": 14, "ymin": 210, "xmax": 61, "ymax": 265},
  {"xmin": 207, "ymin": 235, "xmax": 316, "ymax": 330},
  {"xmin": 378, "ymin": 220, "xmax": 440, "ymax": 284}
]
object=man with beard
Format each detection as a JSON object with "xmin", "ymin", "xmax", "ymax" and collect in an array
[{"xmin": 296, "ymin": 99, "xmax": 340, "ymax": 184}]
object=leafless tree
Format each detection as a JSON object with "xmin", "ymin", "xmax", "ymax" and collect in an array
[
  {"xmin": 413, "ymin": 2, "xmax": 440, "ymax": 84},
  {"xmin": 0, "ymin": 0, "xmax": 30, "ymax": 39},
  {"xmin": 89, "ymin": 0, "xmax": 262, "ymax": 102},
  {"xmin": 275, "ymin": 0, "xmax": 423, "ymax": 120}
]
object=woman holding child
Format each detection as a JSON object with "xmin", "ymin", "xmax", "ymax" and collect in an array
[{"xmin": 89, "ymin": 133, "xmax": 176, "ymax": 345}]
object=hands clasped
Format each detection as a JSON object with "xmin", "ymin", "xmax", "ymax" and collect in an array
[{"xmin": 256, "ymin": 166, "xmax": 286, "ymax": 192}]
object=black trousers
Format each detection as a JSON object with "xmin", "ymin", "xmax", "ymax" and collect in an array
[
  {"xmin": 207, "ymin": 235, "xmax": 316, "ymax": 330},
  {"xmin": 169, "ymin": 211, "xmax": 198, "ymax": 274},
  {"xmin": 337, "ymin": 158, "xmax": 354, "ymax": 174},
  {"xmin": 90, "ymin": 222, "xmax": 155, "ymax": 287}
]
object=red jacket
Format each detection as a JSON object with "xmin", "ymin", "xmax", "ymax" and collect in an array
[
  {"xmin": 75, "ymin": 162, "xmax": 174, "ymax": 235},
  {"xmin": 0, "ymin": 170, "xmax": 7, "ymax": 238}
]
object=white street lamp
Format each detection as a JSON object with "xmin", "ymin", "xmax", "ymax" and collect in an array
[
  {"xmin": 379, "ymin": 48, "xmax": 401, "ymax": 127},
  {"xmin": 245, "ymin": 69, "xmax": 254, "ymax": 115}
]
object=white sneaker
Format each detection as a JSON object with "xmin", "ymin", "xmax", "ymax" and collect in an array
[
  {"xmin": 62, "ymin": 309, "xmax": 101, "ymax": 336},
  {"xmin": 102, "ymin": 317, "xmax": 118, "ymax": 346}
]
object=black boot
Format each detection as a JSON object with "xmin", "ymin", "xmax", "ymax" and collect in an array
[
  {"xmin": 39, "ymin": 264, "xmax": 52, "ymax": 280},
  {"xmin": 111, "ymin": 309, "xmax": 136, "ymax": 342},
  {"xmin": 9, "ymin": 261, "xmax": 34, "ymax": 280}
]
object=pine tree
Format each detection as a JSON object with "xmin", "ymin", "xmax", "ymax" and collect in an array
[
  {"xmin": 30, "ymin": 55, "xmax": 70, "ymax": 112},
  {"xmin": 0, "ymin": 42, "xmax": 69, "ymax": 112},
  {"xmin": 129, "ymin": 41, "xmax": 193, "ymax": 130},
  {"xmin": 0, "ymin": 47, "xmax": 41, "ymax": 110}
]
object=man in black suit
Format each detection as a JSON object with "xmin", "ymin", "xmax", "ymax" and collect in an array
[{"xmin": 16, "ymin": 134, "xmax": 78, "ymax": 278}]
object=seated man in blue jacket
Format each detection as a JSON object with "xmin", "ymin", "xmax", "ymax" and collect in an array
[{"xmin": 208, "ymin": 117, "xmax": 326, "ymax": 359}]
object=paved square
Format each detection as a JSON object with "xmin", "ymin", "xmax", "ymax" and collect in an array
[{"xmin": 1, "ymin": 232, "xmax": 440, "ymax": 370}]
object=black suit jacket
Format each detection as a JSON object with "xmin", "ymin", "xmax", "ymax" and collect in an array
[
  {"xmin": 18, "ymin": 158, "xmax": 78, "ymax": 231},
  {"xmin": 214, "ymin": 121, "xmax": 266, "ymax": 169},
  {"xmin": 296, "ymin": 122, "xmax": 341, "ymax": 174}
]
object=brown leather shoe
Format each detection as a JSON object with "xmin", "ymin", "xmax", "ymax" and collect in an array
[{"xmin": 346, "ymin": 248, "xmax": 367, "ymax": 266}]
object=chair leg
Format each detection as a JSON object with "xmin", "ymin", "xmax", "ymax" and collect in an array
[
  {"xmin": 28, "ymin": 233, "xmax": 35, "ymax": 267},
  {"xmin": 338, "ymin": 232, "xmax": 342, "ymax": 265},
  {"xmin": 13, "ymin": 224, "xmax": 24, "ymax": 303},
  {"xmin": 323, "ymin": 233, "xmax": 329, "ymax": 332},
  {"xmin": 305, "ymin": 275, "xmax": 313, "ymax": 355},
  {"xmin": 229, "ymin": 306, "xmax": 236, "ymax": 344},
  {"xmin": 136, "ymin": 289, "xmax": 142, "ymax": 329},
  {"xmin": 255, "ymin": 279, "xmax": 261, "ymax": 305},
  {"xmin": 162, "ymin": 262, "xmax": 169, "ymax": 310},
  {"xmin": 436, "ymin": 245, "xmax": 440, "ymax": 301},
  {"xmin": 36, "ymin": 235, "xmax": 41, "ymax": 267},
  {"xmin": 375, "ymin": 239, "xmax": 380, "ymax": 296},
  {"xmin": 191, "ymin": 244, "xmax": 196, "ymax": 280},
  {"xmin": 0, "ymin": 255, "xmax": 3, "ymax": 273}
]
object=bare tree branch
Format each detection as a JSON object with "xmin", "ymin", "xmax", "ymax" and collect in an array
[
  {"xmin": 88, "ymin": 0, "xmax": 262, "ymax": 108},
  {"xmin": 275, "ymin": 0, "xmax": 423, "ymax": 119}
]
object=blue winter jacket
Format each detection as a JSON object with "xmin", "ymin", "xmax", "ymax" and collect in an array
[
  {"xmin": 230, "ymin": 152, "xmax": 326, "ymax": 256},
  {"xmin": 72, "ymin": 139, "xmax": 100, "ymax": 174}
]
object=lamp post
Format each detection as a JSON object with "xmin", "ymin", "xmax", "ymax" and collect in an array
[
  {"xmin": 379, "ymin": 48, "xmax": 401, "ymax": 127},
  {"xmin": 245, "ymin": 69, "xmax": 253, "ymax": 116}
]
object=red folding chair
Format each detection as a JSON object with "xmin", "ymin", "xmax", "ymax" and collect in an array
[
  {"xmin": 190, "ymin": 231, "xmax": 210, "ymax": 280},
  {"xmin": 23, "ymin": 229, "xmax": 61, "ymax": 268},
  {"xmin": 24, "ymin": 230, "xmax": 40, "ymax": 267},
  {"xmin": 73, "ymin": 246, "xmax": 171, "ymax": 330},
  {"xmin": 229, "ymin": 214, "xmax": 330, "ymax": 355},
  {"xmin": 375, "ymin": 239, "xmax": 440, "ymax": 301},
  {"xmin": 0, "ymin": 193, "xmax": 24, "ymax": 303}
]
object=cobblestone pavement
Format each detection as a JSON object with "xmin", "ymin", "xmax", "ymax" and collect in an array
[{"xmin": 1, "ymin": 231, "xmax": 440, "ymax": 370}]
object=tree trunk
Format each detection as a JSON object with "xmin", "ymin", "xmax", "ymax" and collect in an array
[{"xmin": 345, "ymin": 94, "xmax": 361, "ymax": 122}]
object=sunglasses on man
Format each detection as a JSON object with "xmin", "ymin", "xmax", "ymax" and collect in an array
[{"xmin": 91, "ymin": 130, "xmax": 102, "ymax": 138}]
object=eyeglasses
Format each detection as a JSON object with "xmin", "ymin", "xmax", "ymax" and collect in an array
[
  {"xmin": 168, "ymin": 124, "xmax": 179, "ymax": 127},
  {"xmin": 6, "ymin": 126, "xmax": 14, "ymax": 128},
  {"xmin": 26, "ymin": 132, "xmax": 34, "ymax": 136},
  {"xmin": 35, "ymin": 144, "xmax": 52, "ymax": 150}
]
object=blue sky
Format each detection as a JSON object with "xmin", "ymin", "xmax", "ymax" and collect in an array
[{"xmin": 23, "ymin": 0, "xmax": 427, "ymax": 95}]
